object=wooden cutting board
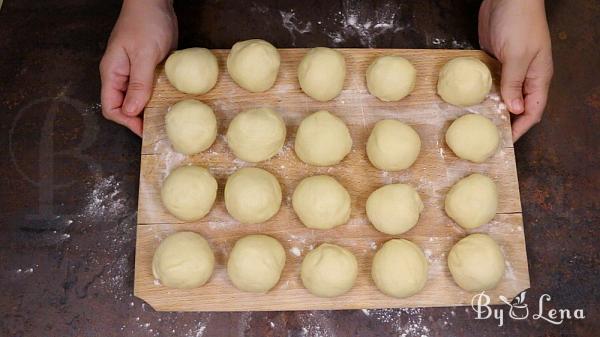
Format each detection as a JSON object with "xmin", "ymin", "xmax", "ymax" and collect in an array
[{"xmin": 134, "ymin": 48, "xmax": 529, "ymax": 312}]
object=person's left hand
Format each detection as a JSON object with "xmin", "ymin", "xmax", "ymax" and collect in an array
[{"xmin": 479, "ymin": 0, "xmax": 554, "ymax": 142}]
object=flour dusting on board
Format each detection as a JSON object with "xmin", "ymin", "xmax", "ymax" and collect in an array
[{"xmin": 280, "ymin": 9, "xmax": 313, "ymax": 46}]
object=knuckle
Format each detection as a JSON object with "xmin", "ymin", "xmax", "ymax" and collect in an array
[{"xmin": 128, "ymin": 80, "xmax": 147, "ymax": 92}]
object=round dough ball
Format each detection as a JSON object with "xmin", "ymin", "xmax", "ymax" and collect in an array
[
  {"xmin": 165, "ymin": 48, "xmax": 218, "ymax": 94},
  {"xmin": 226, "ymin": 108, "xmax": 286, "ymax": 162},
  {"xmin": 298, "ymin": 47, "xmax": 346, "ymax": 101},
  {"xmin": 292, "ymin": 175, "xmax": 351, "ymax": 229},
  {"xmin": 437, "ymin": 56, "xmax": 492, "ymax": 106},
  {"xmin": 161, "ymin": 165, "xmax": 217, "ymax": 221},
  {"xmin": 371, "ymin": 239, "xmax": 429, "ymax": 298},
  {"xmin": 227, "ymin": 39, "xmax": 280, "ymax": 92},
  {"xmin": 445, "ymin": 173, "xmax": 498, "ymax": 229},
  {"xmin": 366, "ymin": 120, "xmax": 421, "ymax": 171},
  {"xmin": 165, "ymin": 99, "xmax": 217, "ymax": 155},
  {"xmin": 224, "ymin": 167, "xmax": 282, "ymax": 224},
  {"xmin": 448, "ymin": 233, "xmax": 505, "ymax": 292},
  {"xmin": 445, "ymin": 114, "xmax": 500, "ymax": 163},
  {"xmin": 227, "ymin": 234, "xmax": 286, "ymax": 293},
  {"xmin": 294, "ymin": 110, "xmax": 352, "ymax": 166},
  {"xmin": 152, "ymin": 232, "xmax": 215, "ymax": 289},
  {"xmin": 366, "ymin": 56, "xmax": 416, "ymax": 101},
  {"xmin": 301, "ymin": 243, "xmax": 358, "ymax": 297},
  {"xmin": 366, "ymin": 183, "xmax": 424, "ymax": 235}
]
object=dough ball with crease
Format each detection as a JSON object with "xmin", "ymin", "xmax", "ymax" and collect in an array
[
  {"xmin": 367, "ymin": 183, "xmax": 423, "ymax": 235},
  {"xmin": 445, "ymin": 173, "xmax": 497, "ymax": 229},
  {"xmin": 225, "ymin": 167, "xmax": 282, "ymax": 224},
  {"xmin": 437, "ymin": 56, "xmax": 492, "ymax": 106},
  {"xmin": 227, "ymin": 39, "xmax": 280, "ymax": 92},
  {"xmin": 366, "ymin": 56, "xmax": 416, "ymax": 101},
  {"xmin": 371, "ymin": 239, "xmax": 429, "ymax": 298},
  {"xmin": 165, "ymin": 99, "xmax": 217, "ymax": 155},
  {"xmin": 298, "ymin": 47, "xmax": 346, "ymax": 101},
  {"xmin": 292, "ymin": 175, "xmax": 351, "ymax": 229},
  {"xmin": 226, "ymin": 107, "xmax": 286, "ymax": 162},
  {"xmin": 301, "ymin": 243, "xmax": 358, "ymax": 297},
  {"xmin": 367, "ymin": 119, "xmax": 421, "ymax": 171},
  {"xmin": 152, "ymin": 232, "xmax": 215, "ymax": 289},
  {"xmin": 294, "ymin": 110, "xmax": 352, "ymax": 166},
  {"xmin": 227, "ymin": 234, "xmax": 286, "ymax": 293},
  {"xmin": 165, "ymin": 48, "xmax": 218, "ymax": 94},
  {"xmin": 445, "ymin": 114, "xmax": 500, "ymax": 163},
  {"xmin": 448, "ymin": 233, "xmax": 505, "ymax": 292},
  {"xmin": 161, "ymin": 165, "xmax": 217, "ymax": 221}
]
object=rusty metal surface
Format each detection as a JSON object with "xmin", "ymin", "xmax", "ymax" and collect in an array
[{"xmin": 0, "ymin": 0, "xmax": 598, "ymax": 336}]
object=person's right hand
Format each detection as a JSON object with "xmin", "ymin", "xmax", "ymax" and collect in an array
[{"xmin": 100, "ymin": 0, "xmax": 177, "ymax": 136}]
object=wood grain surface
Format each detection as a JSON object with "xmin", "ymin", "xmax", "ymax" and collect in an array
[{"xmin": 135, "ymin": 48, "xmax": 529, "ymax": 312}]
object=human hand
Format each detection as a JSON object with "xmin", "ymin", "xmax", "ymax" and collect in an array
[
  {"xmin": 479, "ymin": 0, "xmax": 553, "ymax": 142},
  {"xmin": 100, "ymin": 0, "xmax": 177, "ymax": 136}
]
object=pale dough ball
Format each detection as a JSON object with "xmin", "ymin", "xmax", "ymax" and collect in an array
[
  {"xmin": 448, "ymin": 233, "xmax": 505, "ymax": 292},
  {"xmin": 292, "ymin": 175, "xmax": 351, "ymax": 229},
  {"xmin": 366, "ymin": 119, "xmax": 421, "ymax": 171},
  {"xmin": 226, "ymin": 108, "xmax": 286, "ymax": 162},
  {"xmin": 366, "ymin": 56, "xmax": 416, "ymax": 101},
  {"xmin": 445, "ymin": 114, "xmax": 500, "ymax": 163},
  {"xmin": 227, "ymin": 234, "xmax": 286, "ymax": 293},
  {"xmin": 165, "ymin": 48, "xmax": 218, "ymax": 94},
  {"xmin": 301, "ymin": 243, "xmax": 358, "ymax": 297},
  {"xmin": 224, "ymin": 167, "xmax": 282, "ymax": 224},
  {"xmin": 227, "ymin": 39, "xmax": 280, "ymax": 92},
  {"xmin": 298, "ymin": 47, "xmax": 346, "ymax": 101},
  {"xmin": 437, "ymin": 56, "xmax": 492, "ymax": 106},
  {"xmin": 294, "ymin": 110, "xmax": 352, "ymax": 166},
  {"xmin": 366, "ymin": 183, "xmax": 424, "ymax": 235},
  {"xmin": 165, "ymin": 99, "xmax": 217, "ymax": 155},
  {"xmin": 445, "ymin": 173, "xmax": 498, "ymax": 229},
  {"xmin": 371, "ymin": 239, "xmax": 429, "ymax": 298},
  {"xmin": 161, "ymin": 165, "xmax": 217, "ymax": 221},
  {"xmin": 152, "ymin": 231, "xmax": 215, "ymax": 289}
]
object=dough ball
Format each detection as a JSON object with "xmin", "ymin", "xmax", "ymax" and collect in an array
[
  {"xmin": 366, "ymin": 56, "xmax": 416, "ymax": 101},
  {"xmin": 448, "ymin": 233, "xmax": 505, "ymax": 292},
  {"xmin": 152, "ymin": 231, "xmax": 215, "ymax": 289},
  {"xmin": 366, "ymin": 183, "xmax": 424, "ymax": 235},
  {"xmin": 227, "ymin": 39, "xmax": 280, "ymax": 92},
  {"xmin": 227, "ymin": 234, "xmax": 286, "ymax": 293},
  {"xmin": 366, "ymin": 119, "xmax": 421, "ymax": 171},
  {"xmin": 437, "ymin": 56, "xmax": 492, "ymax": 106},
  {"xmin": 301, "ymin": 243, "xmax": 358, "ymax": 297},
  {"xmin": 445, "ymin": 114, "xmax": 500, "ymax": 163},
  {"xmin": 298, "ymin": 47, "xmax": 346, "ymax": 101},
  {"xmin": 165, "ymin": 99, "xmax": 217, "ymax": 155},
  {"xmin": 294, "ymin": 110, "xmax": 352, "ymax": 166},
  {"xmin": 224, "ymin": 167, "xmax": 282, "ymax": 224},
  {"xmin": 161, "ymin": 165, "xmax": 217, "ymax": 221},
  {"xmin": 165, "ymin": 48, "xmax": 218, "ymax": 94},
  {"xmin": 445, "ymin": 173, "xmax": 498, "ymax": 229},
  {"xmin": 226, "ymin": 107, "xmax": 286, "ymax": 162},
  {"xmin": 371, "ymin": 239, "xmax": 429, "ymax": 298},
  {"xmin": 292, "ymin": 175, "xmax": 351, "ymax": 229}
]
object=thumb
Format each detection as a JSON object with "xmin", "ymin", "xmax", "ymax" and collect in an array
[
  {"xmin": 501, "ymin": 56, "xmax": 529, "ymax": 114},
  {"xmin": 123, "ymin": 55, "xmax": 157, "ymax": 116}
]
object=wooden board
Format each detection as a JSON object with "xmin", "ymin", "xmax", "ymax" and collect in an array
[{"xmin": 135, "ymin": 48, "xmax": 529, "ymax": 312}]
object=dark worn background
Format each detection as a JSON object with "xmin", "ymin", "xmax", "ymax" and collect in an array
[{"xmin": 1, "ymin": 0, "xmax": 599, "ymax": 336}]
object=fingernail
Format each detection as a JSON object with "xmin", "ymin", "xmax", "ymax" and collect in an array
[
  {"xmin": 124, "ymin": 101, "xmax": 136, "ymax": 115},
  {"xmin": 511, "ymin": 99, "xmax": 524, "ymax": 113}
]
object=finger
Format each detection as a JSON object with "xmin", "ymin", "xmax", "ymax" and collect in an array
[
  {"xmin": 501, "ymin": 55, "xmax": 530, "ymax": 115},
  {"xmin": 122, "ymin": 53, "xmax": 157, "ymax": 117},
  {"xmin": 512, "ymin": 51, "xmax": 553, "ymax": 142},
  {"xmin": 511, "ymin": 112, "xmax": 541, "ymax": 142},
  {"xmin": 103, "ymin": 106, "xmax": 143, "ymax": 137},
  {"xmin": 100, "ymin": 47, "xmax": 130, "ymax": 120}
]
